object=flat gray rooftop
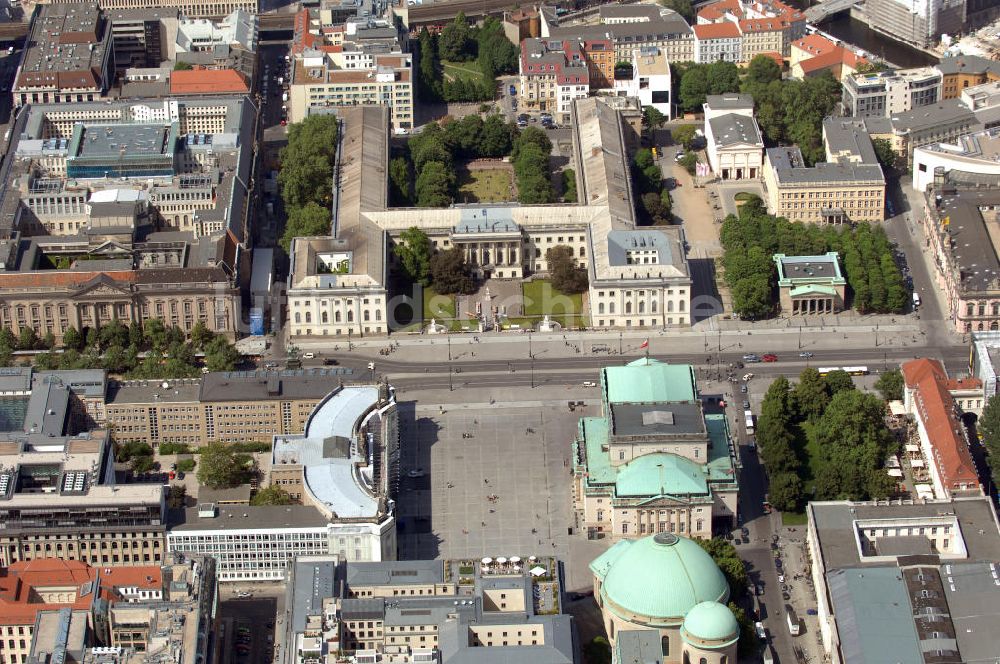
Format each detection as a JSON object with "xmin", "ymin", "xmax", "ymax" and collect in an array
[
  {"xmin": 289, "ymin": 556, "xmax": 338, "ymax": 634},
  {"xmin": 75, "ymin": 125, "xmax": 171, "ymax": 158},
  {"xmin": 932, "ymin": 188, "xmax": 1000, "ymax": 293},
  {"xmin": 809, "ymin": 498, "xmax": 1000, "ymax": 572},
  {"xmin": 346, "ymin": 560, "xmax": 444, "ymax": 589},
  {"xmin": 708, "ymin": 114, "xmax": 762, "ymax": 147},
  {"xmin": 945, "ymin": 561, "xmax": 1000, "ymax": 664},
  {"xmin": 610, "ymin": 402, "xmax": 705, "ymax": 437},
  {"xmin": 169, "ymin": 504, "xmax": 331, "ymax": 531}
]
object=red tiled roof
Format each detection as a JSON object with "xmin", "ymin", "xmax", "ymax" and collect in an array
[
  {"xmin": 902, "ymin": 359, "xmax": 981, "ymax": 497},
  {"xmin": 792, "ymin": 34, "xmax": 838, "ymax": 56},
  {"xmin": 170, "ymin": 68, "xmax": 249, "ymax": 95},
  {"xmin": 0, "ymin": 560, "xmax": 98, "ymax": 625},
  {"xmin": 0, "ymin": 270, "xmax": 136, "ymax": 290},
  {"xmin": 945, "ymin": 376, "xmax": 982, "ymax": 391},
  {"xmin": 697, "ymin": 0, "xmax": 741, "ymax": 21},
  {"xmin": 798, "ymin": 46, "xmax": 867, "ymax": 74},
  {"xmin": 693, "ymin": 22, "xmax": 741, "ymax": 40}
]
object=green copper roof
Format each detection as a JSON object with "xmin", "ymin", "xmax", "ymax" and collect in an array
[
  {"xmin": 681, "ymin": 601, "xmax": 739, "ymax": 646},
  {"xmin": 789, "ymin": 284, "xmax": 837, "ymax": 297},
  {"xmin": 614, "ymin": 453, "xmax": 709, "ymax": 498},
  {"xmin": 604, "ymin": 358, "xmax": 696, "ymax": 404},
  {"xmin": 591, "ymin": 533, "xmax": 729, "ymax": 622}
]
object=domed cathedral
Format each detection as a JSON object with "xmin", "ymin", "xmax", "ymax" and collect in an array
[{"xmin": 590, "ymin": 532, "xmax": 739, "ymax": 664}]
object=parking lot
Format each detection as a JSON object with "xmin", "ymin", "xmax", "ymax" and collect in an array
[{"xmin": 218, "ymin": 584, "xmax": 284, "ymax": 664}]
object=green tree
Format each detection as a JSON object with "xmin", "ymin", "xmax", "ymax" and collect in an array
[
  {"xmin": 642, "ymin": 106, "xmax": 667, "ymax": 132},
  {"xmin": 731, "ymin": 275, "xmax": 772, "ymax": 319},
  {"xmin": 671, "ymin": 125, "xmax": 698, "ymax": 151},
  {"xmin": 417, "ymin": 28, "xmax": 442, "ymax": 101},
  {"xmin": 251, "ymin": 485, "xmax": 295, "ymax": 506},
  {"xmin": 131, "ymin": 455, "xmax": 156, "ymax": 474},
  {"xmin": 476, "ymin": 18, "xmax": 519, "ymax": 77},
  {"xmin": 439, "ymin": 12, "xmax": 471, "ymax": 61},
  {"xmin": 743, "ymin": 54, "xmax": 782, "ymax": 90},
  {"xmin": 394, "ymin": 227, "xmax": 433, "ymax": 286},
  {"xmin": 18, "ymin": 327, "xmax": 38, "ymax": 351},
  {"xmin": 389, "ymin": 156, "xmax": 411, "ymax": 206},
  {"xmin": 196, "ymin": 442, "xmax": 257, "ymax": 490},
  {"xmin": 659, "ymin": 0, "xmax": 694, "ymax": 20},
  {"xmin": 583, "ymin": 637, "xmax": 611, "ymax": 664},
  {"xmin": 62, "ymin": 325, "xmax": 83, "ymax": 351},
  {"xmin": 167, "ymin": 484, "xmax": 187, "ymax": 509},
  {"xmin": 679, "ymin": 66, "xmax": 709, "ymax": 112},
  {"xmin": 512, "ymin": 126, "xmax": 552, "ymax": 161},
  {"xmin": 679, "ymin": 151, "xmax": 699, "ymax": 175},
  {"xmin": 546, "ymin": 245, "xmax": 588, "ymax": 294},
  {"xmin": 793, "ymin": 367, "xmax": 830, "ymax": 421},
  {"xmin": 978, "ymin": 397, "xmax": 1000, "ymax": 488},
  {"xmin": 278, "ymin": 115, "xmax": 340, "ymax": 211},
  {"xmin": 190, "ymin": 321, "xmax": 214, "ymax": 350},
  {"xmin": 415, "ymin": 161, "xmax": 455, "ymax": 207},
  {"xmin": 429, "ymin": 247, "xmax": 476, "ymax": 295},
  {"xmin": 204, "ymin": 336, "xmax": 239, "ymax": 373},
  {"xmin": 768, "ymin": 472, "xmax": 804, "ymax": 512},
  {"xmin": 824, "ymin": 370, "xmax": 855, "ymax": 395},
  {"xmin": 872, "ymin": 138, "xmax": 898, "ymax": 171},
  {"xmin": 695, "ymin": 538, "xmax": 747, "ymax": 599},
  {"xmin": 562, "ymin": 169, "xmax": 577, "ymax": 203},
  {"xmin": 707, "ymin": 61, "xmax": 740, "ymax": 95},
  {"xmin": 280, "ymin": 202, "xmax": 330, "ymax": 251},
  {"xmin": 173, "ymin": 61, "xmax": 193, "ymax": 71},
  {"xmin": 874, "ymin": 369, "xmax": 904, "ymax": 402},
  {"xmin": 478, "ymin": 114, "xmax": 515, "ymax": 157}
]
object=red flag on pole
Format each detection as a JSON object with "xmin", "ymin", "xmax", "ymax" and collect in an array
[{"xmin": 640, "ymin": 339, "xmax": 649, "ymax": 349}]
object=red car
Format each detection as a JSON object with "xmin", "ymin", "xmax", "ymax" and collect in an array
[{"xmin": 762, "ymin": 353, "xmax": 778, "ymax": 362}]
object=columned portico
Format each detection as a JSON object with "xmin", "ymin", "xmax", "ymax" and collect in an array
[
  {"xmin": 451, "ymin": 209, "xmax": 526, "ymax": 280},
  {"xmin": 790, "ymin": 296, "xmax": 834, "ymax": 315}
]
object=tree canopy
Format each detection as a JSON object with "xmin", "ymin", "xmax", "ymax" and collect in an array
[
  {"xmin": 250, "ymin": 485, "xmax": 295, "ymax": 506},
  {"xmin": 430, "ymin": 247, "xmax": 476, "ymax": 295},
  {"xmin": 546, "ymin": 245, "xmax": 588, "ymax": 294},
  {"xmin": 280, "ymin": 202, "xmax": 330, "ymax": 251},
  {"xmin": 196, "ymin": 443, "xmax": 257, "ymax": 490},
  {"xmin": 874, "ymin": 369, "xmax": 904, "ymax": 401},
  {"xmin": 394, "ymin": 227, "xmax": 433, "ymax": 287},
  {"xmin": 978, "ymin": 397, "xmax": 1000, "ymax": 488}
]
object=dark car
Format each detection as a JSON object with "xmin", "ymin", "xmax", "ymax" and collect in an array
[
  {"xmin": 323, "ymin": 358, "xmax": 338, "ymax": 366},
  {"xmin": 742, "ymin": 400, "xmax": 751, "ymax": 410},
  {"xmin": 509, "ymin": 84, "xmax": 517, "ymax": 95},
  {"xmin": 741, "ymin": 527, "xmax": 750, "ymax": 538}
]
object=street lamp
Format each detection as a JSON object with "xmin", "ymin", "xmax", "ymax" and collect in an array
[
  {"xmin": 618, "ymin": 331, "xmax": 623, "ymax": 355},
  {"xmin": 448, "ymin": 335, "xmax": 452, "ymax": 361},
  {"xmin": 528, "ymin": 331, "xmax": 533, "ymax": 359}
]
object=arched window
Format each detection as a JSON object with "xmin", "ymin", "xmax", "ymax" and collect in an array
[
  {"xmin": 364, "ymin": 310, "xmax": 370, "ymax": 321},
  {"xmin": 376, "ymin": 310, "xmax": 382, "ymax": 321},
  {"xmin": 667, "ymin": 300, "xmax": 674, "ymax": 313},
  {"xmin": 294, "ymin": 313, "xmax": 301, "ymax": 323},
  {"xmin": 335, "ymin": 311, "xmax": 342, "ymax": 323},
  {"xmin": 598, "ymin": 303, "xmax": 605, "ymax": 314},
  {"xmin": 651, "ymin": 300, "xmax": 658, "ymax": 313},
  {"xmin": 700, "ymin": 658, "xmax": 708, "ymax": 664},
  {"xmin": 609, "ymin": 302, "xmax": 615, "ymax": 314},
  {"xmin": 347, "ymin": 311, "xmax": 354, "ymax": 322},
  {"xmin": 660, "ymin": 636, "xmax": 669, "ymax": 656},
  {"xmin": 968, "ymin": 303, "xmax": 976, "ymax": 316},
  {"xmin": 993, "ymin": 303, "xmax": 999, "ymax": 316},
  {"xmin": 322, "ymin": 312, "xmax": 328, "ymax": 323},
  {"xmin": 625, "ymin": 302, "xmax": 632, "ymax": 314},
  {"xmin": 305, "ymin": 312, "xmax": 312, "ymax": 323},
  {"xmin": 679, "ymin": 300, "xmax": 686, "ymax": 312},
  {"xmin": 638, "ymin": 301, "xmax": 645, "ymax": 313}
]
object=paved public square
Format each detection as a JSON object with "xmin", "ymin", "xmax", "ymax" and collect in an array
[{"xmin": 395, "ymin": 386, "xmax": 609, "ymax": 590}]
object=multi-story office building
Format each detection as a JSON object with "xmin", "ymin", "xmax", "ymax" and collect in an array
[
  {"xmin": 107, "ymin": 8, "xmax": 178, "ymax": 72},
  {"xmin": 572, "ymin": 358, "xmax": 739, "ymax": 541},
  {"xmin": 843, "ymin": 67, "xmax": 943, "ymax": 118},
  {"xmin": 288, "ymin": 8, "xmax": 413, "ymax": 132},
  {"xmin": 936, "ymin": 54, "xmax": 1000, "ymax": 100},
  {"xmin": 864, "ymin": 0, "xmax": 967, "ymax": 49},
  {"xmin": 105, "ymin": 369, "xmax": 353, "ymax": 447},
  {"xmin": 0, "ymin": 96, "xmax": 257, "ymax": 342},
  {"xmin": 545, "ymin": 7, "xmax": 695, "ymax": 63},
  {"xmin": 703, "ymin": 94, "xmax": 764, "ymax": 180},
  {"xmin": 168, "ymin": 382, "xmax": 399, "ymax": 581},
  {"xmin": 518, "ymin": 38, "xmax": 589, "ymax": 121},
  {"xmin": 41, "ymin": 0, "xmax": 259, "ymax": 20},
  {"xmin": 763, "ymin": 118, "xmax": 886, "ymax": 224},
  {"xmin": 7, "ymin": 555, "xmax": 218, "ymax": 664},
  {"xmin": 918, "ymin": 176, "xmax": 1000, "ymax": 334},
  {"xmin": 13, "ymin": 3, "xmax": 114, "ymax": 108},
  {"xmin": 806, "ymin": 497, "xmax": 1000, "ymax": 664},
  {"xmin": 613, "ymin": 47, "xmax": 672, "ymax": 119},
  {"xmin": 912, "ymin": 125, "xmax": 1000, "ymax": 192},
  {"xmin": 901, "ymin": 358, "xmax": 983, "ymax": 500},
  {"xmin": 280, "ymin": 555, "xmax": 576, "ymax": 664}
]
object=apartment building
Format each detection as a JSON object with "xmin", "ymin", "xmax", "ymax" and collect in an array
[
  {"xmin": 13, "ymin": 3, "xmax": 114, "ymax": 108},
  {"xmin": 789, "ymin": 34, "xmax": 868, "ymax": 82},
  {"xmin": 937, "ymin": 55, "xmax": 1000, "ymax": 99},
  {"xmin": 864, "ymin": 0, "xmax": 967, "ymax": 49},
  {"xmin": 763, "ymin": 118, "xmax": 886, "ymax": 224},
  {"xmin": 573, "ymin": 358, "xmax": 738, "ymax": 541},
  {"xmin": 843, "ymin": 67, "xmax": 943, "ymax": 118},
  {"xmin": 692, "ymin": 21, "xmax": 742, "ymax": 63},
  {"xmin": 0, "ymin": 97, "xmax": 256, "ymax": 342},
  {"xmin": 518, "ymin": 38, "xmax": 589, "ymax": 121},
  {"xmin": 696, "ymin": 0, "xmax": 807, "ymax": 60},
  {"xmin": 104, "ymin": 369, "xmax": 355, "ymax": 446},
  {"xmin": 288, "ymin": 8, "xmax": 413, "ymax": 131},
  {"xmin": 280, "ymin": 556, "xmax": 576, "ymax": 664}
]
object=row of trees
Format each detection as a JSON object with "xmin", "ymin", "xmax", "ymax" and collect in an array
[
  {"xmin": 759, "ymin": 369, "xmax": 898, "ymax": 512},
  {"xmin": 676, "ymin": 56, "xmax": 841, "ymax": 165},
  {"xmin": 562, "ymin": 169, "xmax": 578, "ymax": 203},
  {"xmin": 721, "ymin": 197, "xmax": 908, "ymax": 318},
  {"xmin": 278, "ymin": 115, "xmax": 339, "ymax": 250},
  {"xmin": 5, "ymin": 319, "xmax": 239, "ymax": 377},
  {"xmin": 632, "ymin": 148, "xmax": 672, "ymax": 225},
  {"xmin": 512, "ymin": 126, "xmax": 556, "ymax": 204},
  {"xmin": 417, "ymin": 15, "xmax": 518, "ymax": 103}
]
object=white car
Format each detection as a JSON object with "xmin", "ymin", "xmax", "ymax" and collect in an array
[
  {"xmin": 754, "ymin": 622, "xmax": 767, "ymax": 640},
  {"xmin": 583, "ymin": 381, "xmax": 597, "ymax": 387},
  {"xmin": 302, "ymin": 352, "xmax": 315, "ymax": 359},
  {"xmin": 778, "ymin": 574, "xmax": 785, "ymax": 583}
]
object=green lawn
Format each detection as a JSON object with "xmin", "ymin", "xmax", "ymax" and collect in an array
[
  {"xmin": 422, "ymin": 287, "xmax": 457, "ymax": 321},
  {"xmin": 457, "ymin": 168, "xmax": 514, "ymax": 204},
  {"xmin": 520, "ymin": 280, "xmax": 588, "ymax": 329},
  {"xmin": 442, "ymin": 60, "xmax": 486, "ymax": 84},
  {"xmin": 781, "ymin": 511, "xmax": 809, "ymax": 526}
]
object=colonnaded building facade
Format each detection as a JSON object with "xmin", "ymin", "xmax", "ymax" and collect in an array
[{"xmin": 287, "ymin": 98, "xmax": 694, "ymax": 340}]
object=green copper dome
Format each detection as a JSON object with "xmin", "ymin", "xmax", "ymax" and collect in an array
[
  {"xmin": 596, "ymin": 533, "xmax": 729, "ymax": 623},
  {"xmin": 681, "ymin": 601, "xmax": 739, "ymax": 646}
]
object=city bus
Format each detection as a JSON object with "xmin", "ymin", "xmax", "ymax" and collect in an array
[
  {"xmin": 786, "ymin": 604, "xmax": 800, "ymax": 636},
  {"xmin": 744, "ymin": 410, "xmax": 755, "ymax": 434},
  {"xmin": 817, "ymin": 366, "xmax": 869, "ymax": 376}
]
